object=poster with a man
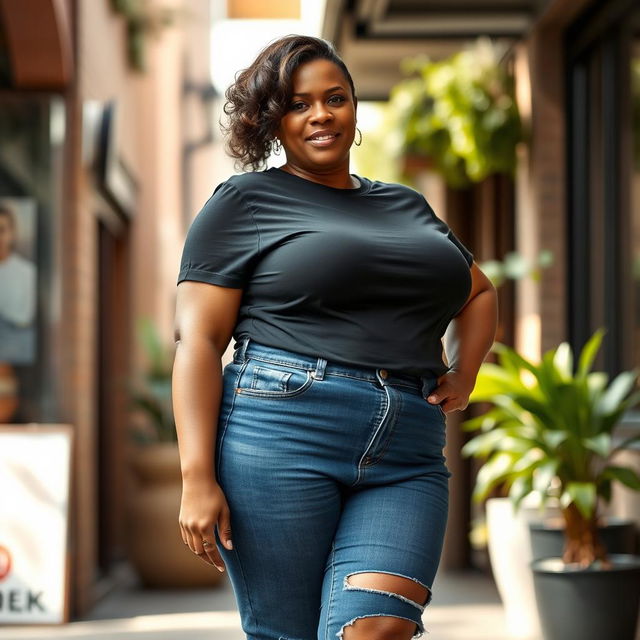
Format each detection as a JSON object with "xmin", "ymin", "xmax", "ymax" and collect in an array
[{"xmin": 0, "ymin": 199, "xmax": 37, "ymax": 364}]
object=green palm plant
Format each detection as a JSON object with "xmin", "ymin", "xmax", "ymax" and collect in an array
[
  {"xmin": 127, "ymin": 316, "xmax": 177, "ymax": 444},
  {"xmin": 462, "ymin": 327, "xmax": 640, "ymax": 567}
]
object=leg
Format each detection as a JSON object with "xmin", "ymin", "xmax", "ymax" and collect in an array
[
  {"xmin": 341, "ymin": 572, "xmax": 431, "ymax": 640},
  {"xmin": 215, "ymin": 448, "xmax": 343, "ymax": 640},
  {"xmin": 214, "ymin": 371, "xmax": 344, "ymax": 640},
  {"xmin": 318, "ymin": 472, "xmax": 449, "ymax": 640}
]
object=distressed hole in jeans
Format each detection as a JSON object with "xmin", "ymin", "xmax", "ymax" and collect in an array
[
  {"xmin": 339, "ymin": 571, "xmax": 431, "ymax": 639},
  {"xmin": 337, "ymin": 613, "xmax": 425, "ymax": 640}
]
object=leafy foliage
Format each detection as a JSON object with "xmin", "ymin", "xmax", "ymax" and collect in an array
[
  {"xmin": 128, "ymin": 316, "xmax": 177, "ymax": 444},
  {"xmin": 384, "ymin": 37, "xmax": 523, "ymax": 188},
  {"xmin": 480, "ymin": 250, "xmax": 553, "ymax": 287},
  {"xmin": 462, "ymin": 327, "xmax": 640, "ymax": 530}
]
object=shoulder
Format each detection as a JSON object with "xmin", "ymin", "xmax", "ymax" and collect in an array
[
  {"xmin": 221, "ymin": 170, "xmax": 271, "ymax": 193},
  {"xmin": 200, "ymin": 172, "xmax": 265, "ymax": 213},
  {"xmin": 365, "ymin": 177, "xmax": 427, "ymax": 203},
  {"xmin": 207, "ymin": 171, "xmax": 274, "ymax": 207},
  {"xmin": 362, "ymin": 176, "xmax": 417, "ymax": 194}
]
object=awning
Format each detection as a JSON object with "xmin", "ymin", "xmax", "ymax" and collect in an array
[{"xmin": 322, "ymin": 0, "xmax": 547, "ymax": 99}]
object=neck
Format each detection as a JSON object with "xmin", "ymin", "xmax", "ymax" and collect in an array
[{"xmin": 279, "ymin": 162, "xmax": 357, "ymax": 189}]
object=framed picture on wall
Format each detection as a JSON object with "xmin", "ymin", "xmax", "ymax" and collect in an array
[{"xmin": 0, "ymin": 197, "xmax": 37, "ymax": 365}]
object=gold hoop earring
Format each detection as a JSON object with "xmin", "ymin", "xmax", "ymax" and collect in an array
[
  {"xmin": 272, "ymin": 138, "xmax": 282, "ymax": 155},
  {"xmin": 354, "ymin": 127, "xmax": 362, "ymax": 147}
]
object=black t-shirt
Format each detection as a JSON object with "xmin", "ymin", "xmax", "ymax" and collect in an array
[{"xmin": 177, "ymin": 167, "xmax": 473, "ymax": 377}]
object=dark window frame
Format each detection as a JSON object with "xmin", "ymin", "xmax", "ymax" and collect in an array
[{"xmin": 566, "ymin": 0, "xmax": 636, "ymax": 377}]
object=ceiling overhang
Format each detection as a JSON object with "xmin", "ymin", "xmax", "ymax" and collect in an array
[{"xmin": 323, "ymin": 0, "xmax": 546, "ymax": 100}]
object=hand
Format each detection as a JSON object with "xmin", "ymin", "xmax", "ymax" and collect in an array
[
  {"xmin": 179, "ymin": 478, "xmax": 233, "ymax": 572},
  {"xmin": 426, "ymin": 368, "xmax": 476, "ymax": 414}
]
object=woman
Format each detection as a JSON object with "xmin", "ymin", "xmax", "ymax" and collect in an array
[{"xmin": 173, "ymin": 34, "xmax": 498, "ymax": 640}]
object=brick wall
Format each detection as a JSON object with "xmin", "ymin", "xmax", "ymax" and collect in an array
[{"xmin": 60, "ymin": 0, "xmax": 212, "ymax": 616}]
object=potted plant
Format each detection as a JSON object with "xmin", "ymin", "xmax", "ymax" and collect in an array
[
  {"xmin": 481, "ymin": 490, "xmax": 559, "ymax": 639},
  {"xmin": 462, "ymin": 327, "xmax": 640, "ymax": 640},
  {"xmin": 126, "ymin": 316, "xmax": 224, "ymax": 588}
]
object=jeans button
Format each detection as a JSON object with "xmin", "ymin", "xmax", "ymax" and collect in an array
[{"xmin": 379, "ymin": 369, "xmax": 388, "ymax": 379}]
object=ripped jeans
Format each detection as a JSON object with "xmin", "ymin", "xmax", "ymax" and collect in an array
[{"xmin": 213, "ymin": 337, "xmax": 452, "ymax": 640}]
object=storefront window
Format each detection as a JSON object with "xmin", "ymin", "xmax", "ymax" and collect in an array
[
  {"xmin": 0, "ymin": 96, "xmax": 64, "ymax": 422},
  {"xmin": 567, "ymin": 0, "xmax": 640, "ymax": 379}
]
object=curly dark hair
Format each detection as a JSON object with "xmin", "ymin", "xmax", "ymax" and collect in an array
[{"xmin": 221, "ymin": 34, "xmax": 357, "ymax": 172}]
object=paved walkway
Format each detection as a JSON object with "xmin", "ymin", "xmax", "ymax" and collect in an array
[{"xmin": 0, "ymin": 563, "xmax": 526, "ymax": 640}]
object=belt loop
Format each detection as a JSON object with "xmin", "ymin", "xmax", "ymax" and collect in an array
[
  {"xmin": 313, "ymin": 356, "xmax": 327, "ymax": 380},
  {"xmin": 239, "ymin": 336, "xmax": 251, "ymax": 363}
]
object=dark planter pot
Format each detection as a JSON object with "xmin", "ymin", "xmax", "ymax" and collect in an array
[
  {"xmin": 529, "ymin": 516, "xmax": 637, "ymax": 562},
  {"xmin": 531, "ymin": 554, "xmax": 640, "ymax": 640}
]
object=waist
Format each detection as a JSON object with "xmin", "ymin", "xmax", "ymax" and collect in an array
[{"xmin": 233, "ymin": 337, "xmax": 438, "ymax": 391}]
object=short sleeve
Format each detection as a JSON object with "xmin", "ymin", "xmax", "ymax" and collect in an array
[
  {"xmin": 421, "ymin": 195, "xmax": 474, "ymax": 267},
  {"xmin": 177, "ymin": 180, "xmax": 260, "ymax": 288}
]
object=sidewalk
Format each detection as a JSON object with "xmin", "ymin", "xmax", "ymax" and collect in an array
[{"xmin": 0, "ymin": 564, "xmax": 523, "ymax": 640}]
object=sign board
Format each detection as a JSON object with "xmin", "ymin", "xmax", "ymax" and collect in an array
[{"xmin": 0, "ymin": 425, "xmax": 73, "ymax": 624}]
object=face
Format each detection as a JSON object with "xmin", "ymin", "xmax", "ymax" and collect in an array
[
  {"xmin": 275, "ymin": 58, "xmax": 357, "ymax": 173},
  {"xmin": 0, "ymin": 215, "xmax": 14, "ymax": 257}
]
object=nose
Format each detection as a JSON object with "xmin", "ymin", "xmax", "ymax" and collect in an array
[{"xmin": 310, "ymin": 101, "xmax": 332, "ymax": 123}]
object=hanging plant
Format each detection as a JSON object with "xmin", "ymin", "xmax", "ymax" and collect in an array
[{"xmin": 386, "ymin": 37, "xmax": 523, "ymax": 188}]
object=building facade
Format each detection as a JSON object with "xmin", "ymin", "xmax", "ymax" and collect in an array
[{"xmin": 0, "ymin": 0, "xmax": 215, "ymax": 617}]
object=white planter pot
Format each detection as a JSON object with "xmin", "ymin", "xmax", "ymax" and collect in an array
[{"xmin": 486, "ymin": 495, "xmax": 559, "ymax": 639}]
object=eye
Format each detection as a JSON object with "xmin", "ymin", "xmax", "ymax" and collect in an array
[
  {"xmin": 329, "ymin": 95, "xmax": 346, "ymax": 104},
  {"xmin": 290, "ymin": 102, "xmax": 306, "ymax": 111}
]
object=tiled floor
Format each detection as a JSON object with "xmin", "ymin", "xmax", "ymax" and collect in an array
[{"xmin": 0, "ymin": 563, "xmax": 526, "ymax": 640}]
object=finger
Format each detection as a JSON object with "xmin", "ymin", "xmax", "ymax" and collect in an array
[
  {"xmin": 426, "ymin": 384, "xmax": 445, "ymax": 404},
  {"xmin": 194, "ymin": 536, "xmax": 216, "ymax": 567},
  {"xmin": 179, "ymin": 523, "xmax": 189, "ymax": 547},
  {"xmin": 184, "ymin": 528, "xmax": 198, "ymax": 555},
  {"xmin": 427, "ymin": 392, "xmax": 446, "ymax": 404},
  {"xmin": 218, "ymin": 507, "xmax": 233, "ymax": 551},
  {"xmin": 201, "ymin": 535, "xmax": 225, "ymax": 572},
  {"xmin": 185, "ymin": 527, "xmax": 213, "ymax": 565},
  {"xmin": 196, "ymin": 527, "xmax": 224, "ymax": 571}
]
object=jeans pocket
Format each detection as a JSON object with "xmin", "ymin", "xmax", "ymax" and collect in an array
[
  {"xmin": 235, "ymin": 359, "xmax": 315, "ymax": 399},
  {"xmin": 422, "ymin": 393, "xmax": 447, "ymax": 421}
]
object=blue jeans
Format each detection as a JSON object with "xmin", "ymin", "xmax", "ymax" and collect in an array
[{"xmin": 213, "ymin": 337, "xmax": 452, "ymax": 640}]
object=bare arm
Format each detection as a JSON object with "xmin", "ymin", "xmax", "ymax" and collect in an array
[
  {"xmin": 445, "ymin": 262, "xmax": 499, "ymax": 383},
  {"xmin": 172, "ymin": 280, "xmax": 243, "ymax": 569},
  {"xmin": 428, "ymin": 262, "xmax": 499, "ymax": 412}
]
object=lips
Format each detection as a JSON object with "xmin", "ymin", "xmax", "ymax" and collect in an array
[
  {"xmin": 306, "ymin": 130, "xmax": 340, "ymax": 148},
  {"xmin": 306, "ymin": 130, "xmax": 339, "ymax": 141}
]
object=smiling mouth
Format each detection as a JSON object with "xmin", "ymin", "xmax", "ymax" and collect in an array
[{"xmin": 306, "ymin": 133, "xmax": 340, "ymax": 146}]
